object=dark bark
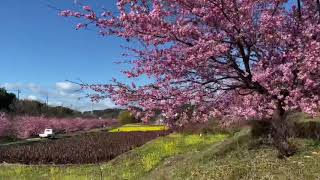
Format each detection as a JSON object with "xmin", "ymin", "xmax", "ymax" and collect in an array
[
  {"xmin": 317, "ymin": 0, "xmax": 320, "ymax": 18},
  {"xmin": 297, "ymin": 0, "xmax": 302, "ymax": 20},
  {"xmin": 271, "ymin": 102, "xmax": 296, "ymax": 158}
]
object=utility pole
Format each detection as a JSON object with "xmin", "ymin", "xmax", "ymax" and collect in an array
[
  {"xmin": 46, "ymin": 93, "xmax": 49, "ymax": 106},
  {"xmin": 8, "ymin": 89, "xmax": 21, "ymax": 100},
  {"xmin": 91, "ymin": 101, "xmax": 94, "ymax": 115},
  {"xmin": 16, "ymin": 89, "xmax": 21, "ymax": 100},
  {"xmin": 45, "ymin": 92, "xmax": 49, "ymax": 113}
]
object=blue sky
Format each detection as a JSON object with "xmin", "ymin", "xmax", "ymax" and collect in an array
[
  {"xmin": 0, "ymin": 0, "xmax": 133, "ymax": 111},
  {"xmin": 0, "ymin": 0, "xmax": 296, "ymax": 111}
]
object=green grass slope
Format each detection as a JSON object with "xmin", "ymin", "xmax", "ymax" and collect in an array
[
  {"xmin": 101, "ymin": 133, "xmax": 228, "ymax": 180},
  {"xmin": 1, "ymin": 125, "xmax": 320, "ymax": 180},
  {"xmin": 0, "ymin": 133, "xmax": 228, "ymax": 180},
  {"xmin": 0, "ymin": 164, "xmax": 102, "ymax": 180},
  {"xmin": 145, "ymin": 128, "xmax": 320, "ymax": 180}
]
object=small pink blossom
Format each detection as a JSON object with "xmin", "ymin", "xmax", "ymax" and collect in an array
[
  {"xmin": 76, "ymin": 23, "xmax": 87, "ymax": 30},
  {"xmin": 83, "ymin": 6, "xmax": 92, "ymax": 11}
]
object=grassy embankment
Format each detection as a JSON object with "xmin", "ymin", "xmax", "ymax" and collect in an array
[
  {"xmin": 0, "ymin": 130, "xmax": 227, "ymax": 179},
  {"xmin": 145, "ymin": 129, "xmax": 320, "ymax": 180},
  {"xmin": 1, "ymin": 118, "xmax": 320, "ymax": 180}
]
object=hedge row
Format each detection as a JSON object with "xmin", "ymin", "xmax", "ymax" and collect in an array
[{"xmin": 0, "ymin": 113, "xmax": 117, "ymax": 139}]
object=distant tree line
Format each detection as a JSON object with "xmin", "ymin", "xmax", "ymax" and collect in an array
[
  {"xmin": 82, "ymin": 109, "xmax": 122, "ymax": 119},
  {"xmin": 0, "ymin": 88, "xmax": 16, "ymax": 112},
  {"xmin": 0, "ymin": 88, "xmax": 121, "ymax": 119}
]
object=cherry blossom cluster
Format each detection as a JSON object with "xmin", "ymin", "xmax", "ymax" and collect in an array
[
  {"xmin": 61, "ymin": 0, "xmax": 320, "ymax": 126},
  {"xmin": 0, "ymin": 114, "xmax": 116, "ymax": 139}
]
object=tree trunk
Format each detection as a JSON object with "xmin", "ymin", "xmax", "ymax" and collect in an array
[
  {"xmin": 317, "ymin": 0, "xmax": 320, "ymax": 18},
  {"xmin": 297, "ymin": 0, "xmax": 302, "ymax": 20},
  {"xmin": 271, "ymin": 102, "xmax": 296, "ymax": 158}
]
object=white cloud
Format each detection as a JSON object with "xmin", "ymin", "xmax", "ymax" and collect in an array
[
  {"xmin": 55, "ymin": 82, "xmax": 81, "ymax": 93},
  {"xmin": 1, "ymin": 82, "xmax": 116, "ymax": 112},
  {"xmin": 1, "ymin": 83, "xmax": 47, "ymax": 96},
  {"xmin": 1, "ymin": 82, "xmax": 23, "ymax": 90},
  {"xmin": 48, "ymin": 101, "xmax": 63, "ymax": 107},
  {"xmin": 27, "ymin": 83, "xmax": 43, "ymax": 94},
  {"xmin": 26, "ymin": 95, "xmax": 38, "ymax": 101}
]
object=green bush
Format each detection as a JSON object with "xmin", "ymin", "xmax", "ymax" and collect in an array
[
  {"xmin": 117, "ymin": 110, "xmax": 140, "ymax": 125},
  {"xmin": 250, "ymin": 120, "xmax": 273, "ymax": 138},
  {"xmin": 173, "ymin": 119, "xmax": 231, "ymax": 135},
  {"xmin": 294, "ymin": 121, "xmax": 320, "ymax": 140}
]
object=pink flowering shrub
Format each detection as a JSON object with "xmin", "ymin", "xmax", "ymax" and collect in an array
[
  {"xmin": 0, "ymin": 113, "xmax": 117, "ymax": 139},
  {"xmin": 0, "ymin": 113, "xmax": 11, "ymax": 137}
]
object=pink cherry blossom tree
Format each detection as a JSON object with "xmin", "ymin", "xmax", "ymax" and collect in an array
[
  {"xmin": 61, "ymin": 0, "xmax": 320, "ymax": 156},
  {"xmin": 0, "ymin": 113, "xmax": 10, "ymax": 137},
  {"xmin": 0, "ymin": 114, "xmax": 117, "ymax": 139}
]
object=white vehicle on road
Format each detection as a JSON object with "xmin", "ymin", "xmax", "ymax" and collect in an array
[{"xmin": 39, "ymin": 129, "xmax": 54, "ymax": 138}]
